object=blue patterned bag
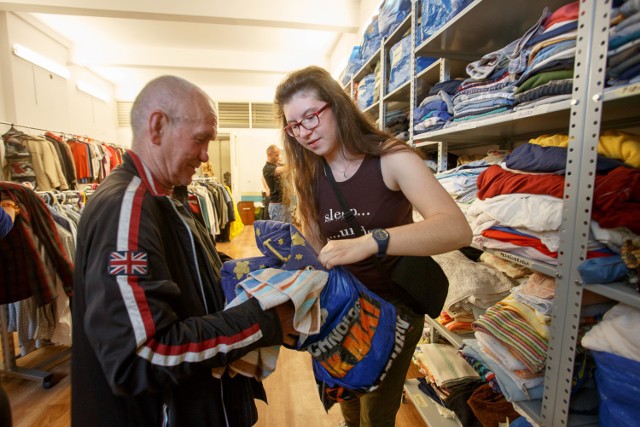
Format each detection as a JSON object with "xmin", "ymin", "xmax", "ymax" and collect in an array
[{"xmin": 221, "ymin": 221, "xmax": 410, "ymax": 410}]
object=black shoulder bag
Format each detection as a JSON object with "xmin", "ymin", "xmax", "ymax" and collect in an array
[{"xmin": 322, "ymin": 160, "xmax": 448, "ymax": 317}]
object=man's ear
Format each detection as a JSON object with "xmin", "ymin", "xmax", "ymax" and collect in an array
[{"xmin": 149, "ymin": 111, "xmax": 166, "ymax": 145}]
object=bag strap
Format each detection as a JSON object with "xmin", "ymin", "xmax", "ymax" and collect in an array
[
  {"xmin": 323, "ymin": 160, "xmax": 421, "ymax": 307},
  {"xmin": 322, "ymin": 159, "xmax": 365, "ymax": 237},
  {"xmin": 322, "ymin": 159, "xmax": 396, "ymax": 286}
]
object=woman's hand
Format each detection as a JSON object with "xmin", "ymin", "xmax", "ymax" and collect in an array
[{"xmin": 317, "ymin": 234, "xmax": 377, "ymax": 269}]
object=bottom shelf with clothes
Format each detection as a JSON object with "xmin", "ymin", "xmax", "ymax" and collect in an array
[{"xmin": 403, "ymin": 379, "xmax": 461, "ymax": 427}]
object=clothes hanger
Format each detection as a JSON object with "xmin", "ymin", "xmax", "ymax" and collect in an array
[
  {"xmin": 41, "ymin": 192, "xmax": 50, "ymax": 205},
  {"xmin": 57, "ymin": 190, "xmax": 66, "ymax": 205},
  {"xmin": 46, "ymin": 191, "xmax": 59, "ymax": 206},
  {"xmin": 2, "ymin": 123, "xmax": 17, "ymax": 137}
]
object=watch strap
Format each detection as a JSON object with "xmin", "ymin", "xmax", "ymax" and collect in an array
[{"xmin": 373, "ymin": 229, "xmax": 389, "ymax": 256}]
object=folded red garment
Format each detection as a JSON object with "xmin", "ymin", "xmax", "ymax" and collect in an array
[{"xmin": 476, "ymin": 165, "xmax": 640, "ymax": 233}]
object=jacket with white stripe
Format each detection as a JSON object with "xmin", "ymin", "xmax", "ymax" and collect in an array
[{"xmin": 71, "ymin": 151, "xmax": 283, "ymax": 427}]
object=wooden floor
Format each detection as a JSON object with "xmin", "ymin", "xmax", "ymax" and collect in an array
[{"xmin": 1, "ymin": 223, "xmax": 425, "ymax": 427}]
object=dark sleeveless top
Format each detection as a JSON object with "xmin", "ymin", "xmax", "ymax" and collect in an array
[{"xmin": 317, "ymin": 155, "xmax": 413, "ymax": 300}]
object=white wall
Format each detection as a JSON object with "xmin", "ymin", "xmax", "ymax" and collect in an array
[
  {"xmin": 0, "ymin": 12, "xmax": 117, "ymax": 142},
  {"xmin": 0, "ymin": 14, "xmax": 10, "ymax": 122}
]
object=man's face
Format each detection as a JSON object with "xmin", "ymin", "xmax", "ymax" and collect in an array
[
  {"xmin": 159, "ymin": 96, "xmax": 217, "ymax": 187},
  {"xmin": 269, "ymin": 148, "xmax": 281, "ymax": 164}
]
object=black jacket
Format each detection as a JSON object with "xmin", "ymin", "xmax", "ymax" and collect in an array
[{"xmin": 72, "ymin": 151, "xmax": 282, "ymax": 426}]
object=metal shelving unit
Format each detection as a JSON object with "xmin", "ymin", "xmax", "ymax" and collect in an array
[
  {"xmin": 540, "ymin": 2, "xmax": 612, "ymax": 424},
  {"xmin": 410, "ymin": 1, "xmax": 637, "ymax": 425},
  {"xmin": 341, "ymin": 1, "xmax": 639, "ymax": 425},
  {"xmin": 424, "ymin": 315, "xmax": 472, "ymax": 349},
  {"xmin": 470, "ymin": 244, "xmax": 556, "ymax": 277},
  {"xmin": 583, "ymin": 283, "xmax": 640, "ymax": 311}
]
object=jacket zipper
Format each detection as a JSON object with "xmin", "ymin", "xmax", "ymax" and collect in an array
[
  {"xmin": 169, "ymin": 198, "xmax": 209, "ymax": 313},
  {"xmin": 162, "ymin": 403, "xmax": 169, "ymax": 427},
  {"xmin": 221, "ymin": 382, "xmax": 230, "ymax": 427},
  {"xmin": 169, "ymin": 197, "xmax": 230, "ymax": 426}
]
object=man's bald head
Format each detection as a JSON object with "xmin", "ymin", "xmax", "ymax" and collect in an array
[
  {"xmin": 127, "ymin": 75, "xmax": 218, "ymax": 190},
  {"xmin": 130, "ymin": 75, "xmax": 217, "ymax": 148}
]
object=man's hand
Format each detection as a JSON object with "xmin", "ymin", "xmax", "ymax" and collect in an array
[{"xmin": 272, "ymin": 301, "xmax": 298, "ymax": 347}]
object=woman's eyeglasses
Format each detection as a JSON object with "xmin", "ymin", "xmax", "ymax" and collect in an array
[{"xmin": 284, "ymin": 104, "xmax": 331, "ymax": 137}]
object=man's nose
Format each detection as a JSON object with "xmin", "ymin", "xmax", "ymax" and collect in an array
[{"xmin": 200, "ymin": 147, "xmax": 209, "ymax": 162}]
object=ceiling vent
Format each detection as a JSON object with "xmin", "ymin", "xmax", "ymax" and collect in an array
[
  {"xmin": 117, "ymin": 101, "xmax": 278, "ymax": 129},
  {"xmin": 117, "ymin": 101, "xmax": 133, "ymax": 127},
  {"xmin": 251, "ymin": 103, "xmax": 279, "ymax": 128},
  {"xmin": 218, "ymin": 102, "xmax": 279, "ymax": 129},
  {"xmin": 218, "ymin": 102, "xmax": 251, "ymax": 128}
]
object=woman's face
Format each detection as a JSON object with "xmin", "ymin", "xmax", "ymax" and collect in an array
[{"xmin": 282, "ymin": 92, "xmax": 339, "ymax": 158}]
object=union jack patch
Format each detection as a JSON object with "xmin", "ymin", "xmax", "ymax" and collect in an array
[{"xmin": 108, "ymin": 251, "xmax": 149, "ymax": 276}]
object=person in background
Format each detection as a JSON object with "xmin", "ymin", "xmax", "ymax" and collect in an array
[
  {"xmin": 262, "ymin": 144, "xmax": 292, "ymax": 222},
  {"xmin": 274, "ymin": 66, "xmax": 472, "ymax": 427},
  {"xmin": 71, "ymin": 75, "xmax": 297, "ymax": 427},
  {"xmin": 0, "ymin": 191, "xmax": 17, "ymax": 426}
]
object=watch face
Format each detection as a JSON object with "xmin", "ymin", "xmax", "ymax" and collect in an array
[{"xmin": 373, "ymin": 228, "xmax": 389, "ymax": 240}]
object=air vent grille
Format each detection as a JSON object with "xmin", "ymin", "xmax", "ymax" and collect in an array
[
  {"xmin": 218, "ymin": 102, "xmax": 250, "ymax": 128},
  {"xmin": 117, "ymin": 101, "xmax": 133, "ymax": 127},
  {"xmin": 251, "ymin": 103, "xmax": 279, "ymax": 128},
  {"xmin": 117, "ymin": 101, "xmax": 277, "ymax": 129}
]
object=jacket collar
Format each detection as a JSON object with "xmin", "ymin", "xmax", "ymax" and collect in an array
[{"xmin": 125, "ymin": 150, "xmax": 172, "ymax": 196}]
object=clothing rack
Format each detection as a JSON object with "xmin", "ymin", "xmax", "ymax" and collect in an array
[
  {"xmin": 0, "ymin": 120, "xmax": 119, "ymax": 148},
  {"xmin": 192, "ymin": 176, "xmax": 220, "ymax": 184},
  {"xmin": 0, "ymin": 305, "xmax": 62, "ymax": 389},
  {"xmin": 0, "ymin": 187, "xmax": 76, "ymax": 389},
  {"xmin": 36, "ymin": 189, "xmax": 86, "ymax": 206}
]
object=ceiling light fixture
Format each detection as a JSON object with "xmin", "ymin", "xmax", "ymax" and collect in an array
[
  {"xmin": 12, "ymin": 43, "xmax": 71, "ymax": 80},
  {"xmin": 76, "ymin": 80, "xmax": 110, "ymax": 102}
]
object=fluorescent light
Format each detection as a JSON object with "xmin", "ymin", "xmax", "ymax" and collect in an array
[
  {"xmin": 76, "ymin": 80, "xmax": 110, "ymax": 102},
  {"xmin": 12, "ymin": 43, "xmax": 70, "ymax": 80}
]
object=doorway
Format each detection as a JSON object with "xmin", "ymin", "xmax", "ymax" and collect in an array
[{"xmin": 208, "ymin": 133, "xmax": 231, "ymax": 187}]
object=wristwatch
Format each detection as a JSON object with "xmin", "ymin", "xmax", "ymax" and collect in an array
[{"xmin": 371, "ymin": 228, "xmax": 389, "ymax": 257}]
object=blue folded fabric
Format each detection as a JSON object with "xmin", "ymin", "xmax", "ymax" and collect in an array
[
  {"xmin": 221, "ymin": 220, "xmax": 324, "ymax": 302},
  {"xmin": 505, "ymin": 143, "xmax": 625, "ymax": 174},
  {"xmin": 592, "ymin": 350, "xmax": 640, "ymax": 427},
  {"xmin": 578, "ymin": 255, "xmax": 630, "ymax": 284}
]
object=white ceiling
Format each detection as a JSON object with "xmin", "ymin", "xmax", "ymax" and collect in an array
[{"xmin": 1, "ymin": 0, "xmax": 369, "ymax": 102}]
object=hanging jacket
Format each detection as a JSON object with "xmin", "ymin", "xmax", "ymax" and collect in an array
[{"xmin": 0, "ymin": 181, "xmax": 73, "ymax": 305}]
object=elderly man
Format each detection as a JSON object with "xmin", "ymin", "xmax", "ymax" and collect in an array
[{"xmin": 72, "ymin": 75, "xmax": 295, "ymax": 427}]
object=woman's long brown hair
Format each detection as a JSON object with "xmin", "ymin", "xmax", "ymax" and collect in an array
[{"xmin": 274, "ymin": 66, "xmax": 418, "ymax": 243}]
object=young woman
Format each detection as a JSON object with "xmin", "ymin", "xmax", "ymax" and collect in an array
[{"xmin": 274, "ymin": 66, "xmax": 472, "ymax": 427}]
